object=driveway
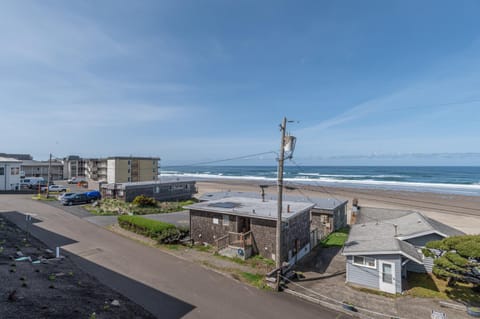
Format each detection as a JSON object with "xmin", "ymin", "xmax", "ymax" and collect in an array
[
  {"xmin": 287, "ymin": 244, "xmax": 470, "ymax": 319},
  {"xmin": 0, "ymin": 195, "xmax": 345, "ymax": 319}
]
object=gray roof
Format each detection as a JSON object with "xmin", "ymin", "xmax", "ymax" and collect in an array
[
  {"xmin": 102, "ymin": 179, "xmax": 195, "ymax": 190},
  {"xmin": 198, "ymin": 191, "xmax": 347, "ymax": 211},
  {"xmin": 344, "ymin": 208, "xmax": 464, "ymax": 262},
  {"xmin": 21, "ymin": 160, "xmax": 63, "ymax": 167},
  {"xmin": 0, "ymin": 157, "xmax": 22, "ymax": 163},
  {"xmin": 186, "ymin": 196, "xmax": 315, "ymax": 221},
  {"xmin": 342, "ymin": 221, "xmax": 423, "ymax": 263},
  {"xmin": 355, "ymin": 207, "xmax": 413, "ymax": 224}
]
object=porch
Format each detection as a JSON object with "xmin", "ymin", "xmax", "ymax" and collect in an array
[{"xmin": 215, "ymin": 231, "xmax": 254, "ymax": 260}]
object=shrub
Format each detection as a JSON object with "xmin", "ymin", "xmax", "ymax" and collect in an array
[
  {"xmin": 118, "ymin": 215, "xmax": 189, "ymax": 244},
  {"xmin": 118, "ymin": 215, "xmax": 175, "ymax": 238},
  {"xmin": 132, "ymin": 195, "xmax": 157, "ymax": 207}
]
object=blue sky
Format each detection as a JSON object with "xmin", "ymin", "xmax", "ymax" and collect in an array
[{"xmin": 1, "ymin": 0, "xmax": 480, "ymax": 165}]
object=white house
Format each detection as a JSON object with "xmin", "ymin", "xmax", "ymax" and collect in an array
[{"xmin": 0, "ymin": 157, "xmax": 22, "ymax": 191}]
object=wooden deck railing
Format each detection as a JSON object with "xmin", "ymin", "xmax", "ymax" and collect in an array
[{"xmin": 215, "ymin": 231, "xmax": 253, "ymax": 251}]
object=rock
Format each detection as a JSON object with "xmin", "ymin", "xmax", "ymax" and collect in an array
[
  {"xmin": 111, "ymin": 299, "xmax": 120, "ymax": 307},
  {"xmin": 45, "ymin": 249, "xmax": 54, "ymax": 254},
  {"xmin": 15, "ymin": 251, "xmax": 23, "ymax": 257}
]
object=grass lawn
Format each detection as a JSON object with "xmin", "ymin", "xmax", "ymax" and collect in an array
[
  {"xmin": 31, "ymin": 194, "xmax": 57, "ymax": 201},
  {"xmin": 320, "ymin": 227, "xmax": 350, "ymax": 247},
  {"xmin": 406, "ymin": 272, "xmax": 480, "ymax": 305}
]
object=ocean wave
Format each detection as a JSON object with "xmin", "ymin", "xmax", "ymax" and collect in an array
[
  {"xmin": 159, "ymin": 172, "xmax": 480, "ymax": 196},
  {"xmin": 296, "ymin": 173, "xmax": 407, "ymax": 179}
]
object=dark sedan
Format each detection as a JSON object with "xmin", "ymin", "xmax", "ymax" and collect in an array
[{"xmin": 61, "ymin": 193, "xmax": 89, "ymax": 206}]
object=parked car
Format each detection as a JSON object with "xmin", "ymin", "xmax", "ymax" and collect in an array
[
  {"xmin": 84, "ymin": 190, "xmax": 101, "ymax": 202},
  {"xmin": 41, "ymin": 185, "xmax": 68, "ymax": 192},
  {"xmin": 58, "ymin": 192, "xmax": 76, "ymax": 201},
  {"xmin": 61, "ymin": 193, "xmax": 89, "ymax": 206},
  {"xmin": 67, "ymin": 177, "xmax": 87, "ymax": 184},
  {"xmin": 21, "ymin": 177, "xmax": 46, "ymax": 189}
]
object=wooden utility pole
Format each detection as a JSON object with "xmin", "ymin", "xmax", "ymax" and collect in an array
[
  {"xmin": 275, "ymin": 117, "xmax": 287, "ymax": 291},
  {"xmin": 46, "ymin": 153, "xmax": 52, "ymax": 198}
]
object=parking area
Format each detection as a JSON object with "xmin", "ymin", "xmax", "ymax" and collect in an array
[{"xmin": 285, "ymin": 245, "xmax": 471, "ymax": 319}]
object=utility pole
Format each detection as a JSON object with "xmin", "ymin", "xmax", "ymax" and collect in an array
[
  {"xmin": 46, "ymin": 153, "xmax": 52, "ymax": 198},
  {"xmin": 275, "ymin": 117, "xmax": 287, "ymax": 291},
  {"xmin": 275, "ymin": 117, "xmax": 297, "ymax": 291}
]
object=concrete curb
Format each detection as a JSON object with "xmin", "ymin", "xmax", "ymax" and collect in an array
[{"xmin": 283, "ymin": 288, "xmax": 358, "ymax": 318}]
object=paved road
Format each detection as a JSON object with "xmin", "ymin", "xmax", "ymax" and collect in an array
[{"xmin": 0, "ymin": 195, "xmax": 346, "ymax": 319}]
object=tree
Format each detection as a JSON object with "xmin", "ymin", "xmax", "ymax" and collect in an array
[{"xmin": 426, "ymin": 235, "xmax": 480, "ymax": 289}]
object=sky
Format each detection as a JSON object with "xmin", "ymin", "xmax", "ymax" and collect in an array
[{"xmin": 1, "ymin": 0, "xmax": 480, "ymax": 166}]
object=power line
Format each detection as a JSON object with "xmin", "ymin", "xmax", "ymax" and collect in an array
[
  {"xmin": 162, "ymin": 151, "xmax": 277, "ymax": 167},
  {"xmin": 287, "ymin": 158, "xmax": 344, "ymax": 202}
]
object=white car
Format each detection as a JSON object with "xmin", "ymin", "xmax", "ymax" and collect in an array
[{"xmin": 41, "ymin": 185, "xmax": 68, "ymax": 192}]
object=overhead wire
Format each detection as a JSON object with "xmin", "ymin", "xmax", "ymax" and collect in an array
[{"xmin": 162, "ymin": 151, "xmax": 277, "ymax": 167}]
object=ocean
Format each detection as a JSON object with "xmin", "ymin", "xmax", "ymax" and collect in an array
[{"xmin": 160, "ymin": 166, "xmax": 480, "ymax": 196}]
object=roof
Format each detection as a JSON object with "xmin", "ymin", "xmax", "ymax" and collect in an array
[
  {"xmin": 21, "ymin": 160, "xmax": 64, "ymax": 167},
  {"xmin": 355, "ymin": 207, "xmax": 413, "ymax": 224},
  {"xmin": 107, "ymin": 156, "xmax": 160, "ymax": 160},
  {"xmin": 356, "ymin": 207, "xmax": 464, "ymax": 239},
  {"xmin": 342, "ymin": 221, "xmax": 423, "ymax": 263},
  {"xmin": 101, "ymin": 179, "xmax": 195, "ymax": 189},
  {"xmin": 198, "ymin": 191, "xmax": 347, "ymax": 211},
  {"xmin": 0, "ymin": 157, "xmax": 22, "ymax": 163},
  {"xmin": 343, "ymin": 207, "xmax": 464, "ymax": 262},
  {"xmin": 186, "ymin": 196, "xmax": 315, "ymax": 221}
]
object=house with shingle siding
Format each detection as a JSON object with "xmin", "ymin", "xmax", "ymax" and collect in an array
[{"xmin": 186, "ymin": 196, "xmax": 315, "ymax": 264}]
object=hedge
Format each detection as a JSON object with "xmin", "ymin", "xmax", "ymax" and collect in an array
[{"xmin": 117, "ymin": 215, "xmax": 188, "ymax": 244}]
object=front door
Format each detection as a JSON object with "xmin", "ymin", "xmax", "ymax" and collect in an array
[
  {"xmin": 379, "ymin": 260, "xmax": 396, "ymax": 294},
  {"xmin": 237, "ymin": 217, "xmax": 250, "ymax": 233}
]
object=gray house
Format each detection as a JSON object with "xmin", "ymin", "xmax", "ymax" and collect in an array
[
  {"xmin": 186, "ymin": 196, "xmax": 315, "ymax": 264},
  {"xmin": 101, "ymin": 179, "xmax": 196, "ymax": 202},
  {"xmin": 343, "ymin": 207, "xmax": 464, "ymax": 294}
]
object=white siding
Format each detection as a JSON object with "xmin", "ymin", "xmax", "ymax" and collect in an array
[
  {"xmin": 0, "ymin": 162, "xmax": 21, "ymax": 191},
  {"xmin": 107, "ymin": 159, "xmax": 116, "ymax": 184}
]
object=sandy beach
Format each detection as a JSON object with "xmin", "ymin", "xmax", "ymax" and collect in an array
[{"xmin": 195, "ymin": 179, "xmax": 480, "ymax": 234}]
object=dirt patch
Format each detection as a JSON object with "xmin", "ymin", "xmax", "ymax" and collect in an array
[{"xmin": 0, "ymin": 216, "xmax": 155, "ymax": 319}]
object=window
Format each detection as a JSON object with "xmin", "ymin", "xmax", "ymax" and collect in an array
[
  {"xmin": 127, "ymin": 160, "xmax": 131, "ymax": 165},
  {"xmin": 320, "ymin": 215, "xmax": 329, "ymax": 224},
  {"xmin": 128, "ymin": 169, "xmax": 131, "ymax": 174},
  {"xmin": 127, "ymin": 177, "xmax": 131, "ymax": 182},
  {"xmin": 10, "ymin": 167, "xmax": 19, "ymax": 175},
  {"xmin": 352, "ymin": 256, "xmax": 376, "ymax": 268},
  {"xmin": 213, "ymin": 218, "xmax": 219, "ymax": 225},
  {"xmin": 0, "ymin": 167, "xmax": 4, "ymax": 175},
  {"xmin": 223, "ymin": 215, "xmax": 230, "ymax": 226}
]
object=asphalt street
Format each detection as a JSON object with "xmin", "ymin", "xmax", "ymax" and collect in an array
[{"xmin": 0, "ymin": 195, "xmax": 347, "ymax": 319}]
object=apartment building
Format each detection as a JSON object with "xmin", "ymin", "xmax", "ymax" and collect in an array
[
  {"xmin": 21, "ymin": 160, "xmax": 64, "ymax": 180},
  {"xmin": 106, "ymin": 157, "xmax": 159, "ymax": 183},
  {"xmin": 0, "ymin": 157, "xmax": 22, "ymax": 191},
  {"xmin": 63, "ymin": 155, "xmax": 87, "ymax": 179},
  {"xmin": 85, "ymin": 158, "xmax": 108, "ymax": 182}
]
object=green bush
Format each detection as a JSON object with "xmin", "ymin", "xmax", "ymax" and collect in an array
[
  {"xmin": 117, "ymin": 215, "xmax": 188, "ymax": 244},
  {"xmin": 132, "ymin": 195, "xmax": 157, "ymax": 207}
]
